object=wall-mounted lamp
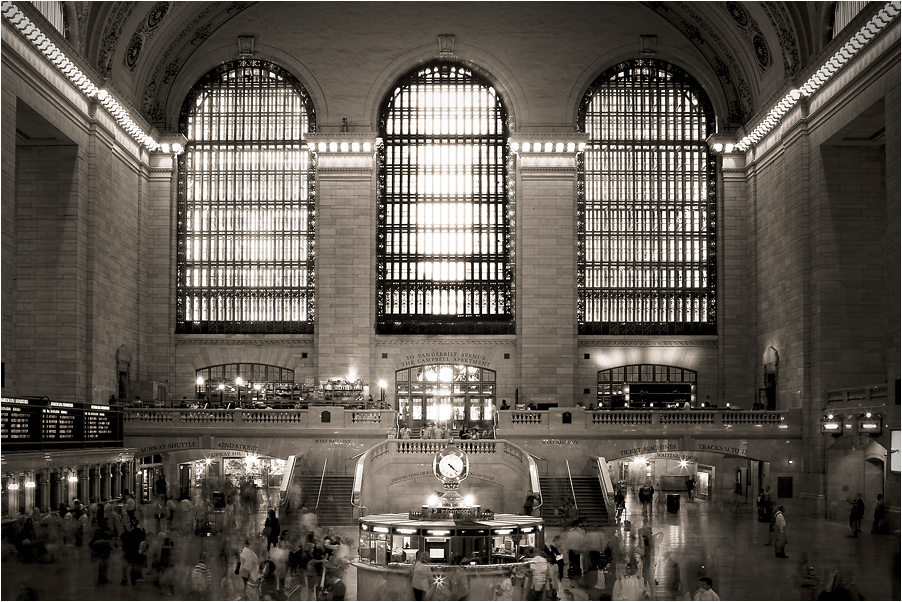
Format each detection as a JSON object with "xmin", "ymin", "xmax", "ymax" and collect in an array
[
  {"xmin": 857, "ymin": 412, "xmax": 882, "ymax": 436},
  {"xmin": 24, "ymin": 480, "xmax": 36, "ymax": 488},
  {"xmin": 820, "ymin": 414, "xmax": 843, "ymax": 436}
]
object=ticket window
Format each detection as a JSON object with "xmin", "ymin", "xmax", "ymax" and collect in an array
[
  {"xmin": 425, "ymin": 537, "xmax": 450, "ymax": 563},
  {"xmin": 450, "ymin": 535, "xmax": 489, "ymax": 565},
  {"xmin": 391, "ymin": 534, "xmax": 420, "ymax": 564}
]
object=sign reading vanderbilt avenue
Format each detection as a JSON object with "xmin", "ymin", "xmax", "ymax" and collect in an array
[{"xmin": 400, "ymin": 351, "xmax": 492, "ymax": 368}]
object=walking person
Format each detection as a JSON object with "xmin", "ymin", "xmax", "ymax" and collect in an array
[
  {"xmin": 692, "ymin": 576, "xmax": 721, "ymax": 601},
  {"xmin": 191, "ymin": 553, "xmax": 213, "ymax": 601},
  {"xmin": 612, "ymin": 560, "xmax": 649, "ymax": 600},
  {"xmin": 686, "ymin": 477, "xmax": 696, "ymax": 501},
  {"xmin": 120, "ymin": 517, "xmax": 146, "ymax": 585},
  {"xmin": 264, "ymin": 509, "xmax": 280, "ymax": 553},
  {"xmin": 88, "ymin": 524, "xmax": 114, "ymax": 584},
  {"xmin": 773, "ymin": 506, "xmax": 788, "ymax": 558},
  {"xmin": 871, "ymin": 493, "xmax": 887, "ymax": 534},
  {"xmin": 847, "ymin": 493, "xmax": 865, "ymax": 538}
]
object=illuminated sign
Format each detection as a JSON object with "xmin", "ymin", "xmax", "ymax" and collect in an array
[{"xmin": 1, "ymin": 398, "xmax": 122, "ymax": 450}]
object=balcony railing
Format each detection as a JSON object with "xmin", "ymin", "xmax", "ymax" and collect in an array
[
  {"xmin": 825, "ymin": 384, "xmax": 888, "ymax": 404},
  {"xmin": 122, "ymin": 407, "xmax": 799, "ymax": 437},
  {"xmin": 123, "ymin": 407, "xmax": 396, "ymax": 432},
  {"xmin": 501, "ymin": 408, "xmax": 798, "ymax": 435}
]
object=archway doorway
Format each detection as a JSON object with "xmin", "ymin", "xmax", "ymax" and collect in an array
[{"xmin": 395, "ymin": 364, "xmax": 495, "ymax": 435}]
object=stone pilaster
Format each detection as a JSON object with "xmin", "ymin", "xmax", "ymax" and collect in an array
[
  {"xmin": 512, "ymin": 136, "xmax": 584, "ymax": 404},
  {"xmin": 309, "ymin": 135, "xmax": 377, "ymax": 386}
]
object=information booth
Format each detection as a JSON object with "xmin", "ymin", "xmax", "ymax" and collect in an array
[{"xmin": 353, "ymin": 443, "xmax": 544, "ymax": 600}]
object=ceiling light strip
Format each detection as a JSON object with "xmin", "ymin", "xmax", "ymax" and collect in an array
[
  {"xmin": 1, "ymin": 0, "xmax": 160, "ymax": 152},
  {"xmin": 734, "ymin": 1, "xmax": 899, "ymax": 153}
]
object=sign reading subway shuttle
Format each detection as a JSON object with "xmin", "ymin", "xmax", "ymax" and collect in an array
[{"xmin": 1, "ymin": 397, "xmax": 123, "ymax": 450}]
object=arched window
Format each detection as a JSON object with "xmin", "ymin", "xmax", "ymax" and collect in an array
[
  {"xmin": 598, "ymin": 364, "xmax": 697, "ymax": 409},
  {"xmin": 395, "ymin": 364, "xmax": 496, "ymax": 432},
  {"xmin": 377, "ymin": 63, "xmax": 513, "ymax": 335},
  {"xmin": 177, "ymin": 60, "xmax": 315, "ymax": 334},
  {"xmin": 195, "ymin": 363, "xmax": 301, "ymax": 403},
  {"xmin": 578, "ymin": 59, "xmax": 716, "ymax": 335},
  {"xmin": 28, "ymin": 1, "xmax": 66, "ymax": 36}
]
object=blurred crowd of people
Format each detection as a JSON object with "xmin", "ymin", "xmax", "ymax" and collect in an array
[{"xmin": 3, "ymin": 486, "xmax": 354, "ymax": 601}]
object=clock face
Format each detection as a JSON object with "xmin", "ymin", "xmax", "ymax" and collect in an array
[{"xmin": 438, "ymin": 454, "xmax": 464, "ymax": 479}]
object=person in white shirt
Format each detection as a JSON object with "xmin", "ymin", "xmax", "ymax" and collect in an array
[
  {"xmin": 693, "ymin": 576, "xmax": 721, "ymax": 601},
  {"xmin": 527, "ymin": 549, "xmax": 550, "ymax": 597},
  {"xmin": 612, "ymin": 561, "xmax": 649, "ymax": 600}
]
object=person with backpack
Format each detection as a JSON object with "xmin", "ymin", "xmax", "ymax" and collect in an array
[{"xmin": 191, "ymin": 553, "xmax": 213, "ymax": 600}]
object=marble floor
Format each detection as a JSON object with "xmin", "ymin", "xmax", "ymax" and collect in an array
[{"xmin": 1, "ymin": 494, "xmax": 898, "ymax": 601}]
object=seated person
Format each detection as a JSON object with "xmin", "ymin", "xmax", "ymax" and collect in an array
[{"xmin": 459, "ymin": 426, "xmax": 471, "ymax": 439}]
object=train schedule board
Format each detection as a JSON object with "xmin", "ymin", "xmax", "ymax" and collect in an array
[{"xmin": 1, "ymin": 397, "xmax": 123, "ymax": 450}]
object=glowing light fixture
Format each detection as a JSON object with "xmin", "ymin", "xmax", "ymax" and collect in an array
[
  {"xmin": 858, "ymin": 412, "xmax": 882, "ymax": 436},
  {"xmin": 821, "ymin": 414, "xmax": 843, "ymax": 436}
]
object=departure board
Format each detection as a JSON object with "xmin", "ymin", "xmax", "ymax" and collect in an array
[{"xmin": 1, "ymin": 397, "xmax": 123, "ymax": 450}]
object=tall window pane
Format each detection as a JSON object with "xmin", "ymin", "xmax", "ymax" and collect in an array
[
  {"xmin": 377, "ymin": 63, "xmax": 513, "ymax": 335},
  {"xmin": 578, "ymin": 59, "xmax": 716, "ymax": 335},
  {"xmin": 177, "ymin": 60, "xmax": 315, "ymax": 334}
]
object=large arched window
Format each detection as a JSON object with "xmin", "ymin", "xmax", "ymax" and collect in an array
[
  {"xmin": 377, "ymin": 63, "xmax": 513, "ymax": 335},
  {"xmin": 578, "ymin": 59, "xmax": 716, "ymax": 335},
  {"xmin": 177, "ymin": 60, "xmax": 315, "ymax": 334}
]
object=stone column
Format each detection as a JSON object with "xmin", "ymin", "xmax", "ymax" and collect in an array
[
  {"xmin": 112, "ymin": 463, "xmax": 122, "ymax": 498},
  {"xmin": 101, "ymin": 463, "xmax": 111, "ymax": 501},
  {"xmin": 91, "ymin": 465, "xmax": 101, "ymax": 503},
  {"xmin": 512, "ymin": 136, "xmax": 584, "ymax": 405},
  {"xmin": 39, "ymin": 469, "xmax": 50, "ymax": 512},
  {"xmin": 308, "ymin": 135, "xmax": 377, "ymax": 387}
]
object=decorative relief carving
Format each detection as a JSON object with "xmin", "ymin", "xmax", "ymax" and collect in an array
[
  {"xmin": 376, "ymin": 339, "xmax": 515, "ymax": 346},
  {"xmin": 640, "ymin": 35, "xmax": 657, "ymax": 55},
  {"xmin": 190, "ymin": 23, "xmax": 213, "ymax": 45},
  {"xmin": 124, "ymin": 2, "xmax": 173, "ymax": 72},
  {"xmin": 580, "ymin": 340, "xmax": 718, "ymax": 347},
  {"xmin": 238, "ymin": 35, "xmax": 255, "ymax": 56},
  {"xmin": 722, "ymin": 1, "xmax": 770, "ymax": 72},
  {"xmin": 671, "ymin": 1, "xmax": 752, "ymax": 123},
  {"xmin": 758, "ymin": 2, "xmax": 800, "ymax": 77},
  {"xmin": 438, "ymin": 34, "xmax": 455, "ymax": 54},
  {"xmin": 144, "ymin": 2, "xmax": 238, "ymax": 124},
  {"xmin": 176, "ymin": 339, "xmax": 314, "ymax": 346},
  {"xmin": 97, "ymin": 2, "xmax": 138, "ymax": 77}
]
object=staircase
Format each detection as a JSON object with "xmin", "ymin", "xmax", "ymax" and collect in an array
[
  {"xmin": 540, "ymin": 475, "xmax": 611, "ymax": 527},
  {"xmin": 296, "ymin": 473, "xmax": 357, "ymax": 526}
]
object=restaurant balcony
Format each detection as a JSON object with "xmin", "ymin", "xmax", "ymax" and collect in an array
[{"xmin": 121, "ymin": 406, "xmax": 801, "ymax": 440}]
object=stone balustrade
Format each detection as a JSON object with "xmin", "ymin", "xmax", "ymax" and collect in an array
[
  {"xmin": 499, "ymin": 407, "xmax": 799, "ymax": 436},
  {"xmin": 123, "ymin": 407, "xmax": 800, "ymax": 437}
]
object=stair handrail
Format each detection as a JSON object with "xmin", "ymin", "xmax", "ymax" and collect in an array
[
  {"xmin": 351, "ymin": 449, "xmax": 368, "ymax": 516},
  {"xmin": 594, "ymin": 457, "xmax": 615, "ymax": 516},
  {"xmin": 565, "ymin": 459, "xmax": 579, "ymax": 513},
  {"xmin": 527, "ymin": 453, "xmax": 543, "ymax": 511},
  {"xmin": 278, "ymin": 455, "xmax": 298, "ymax": 508},
  {"xmin": 315, "ymin": 458, "xmax": 327, "ymax": 509}
]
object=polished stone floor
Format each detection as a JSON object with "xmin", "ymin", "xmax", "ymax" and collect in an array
[{"xmin": 1, "ymin": 493, "xmax": 898, "ymax": 601}]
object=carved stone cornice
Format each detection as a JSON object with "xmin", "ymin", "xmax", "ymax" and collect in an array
[
  {"xmin": 176, "ymin": 338, "xmax": 314, "ymax": 346},
  {"xmin": 579, "ymin": 339, "xmax": 718, "ymax": 347},
  {"xmin": 376, "ymin": 339, "xmax": 516, "ymax": 346}
]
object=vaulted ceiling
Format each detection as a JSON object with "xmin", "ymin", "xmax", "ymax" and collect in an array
[{"xmin": 58, "ymin": 2, "xmax": 840, "ymax": 132}]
